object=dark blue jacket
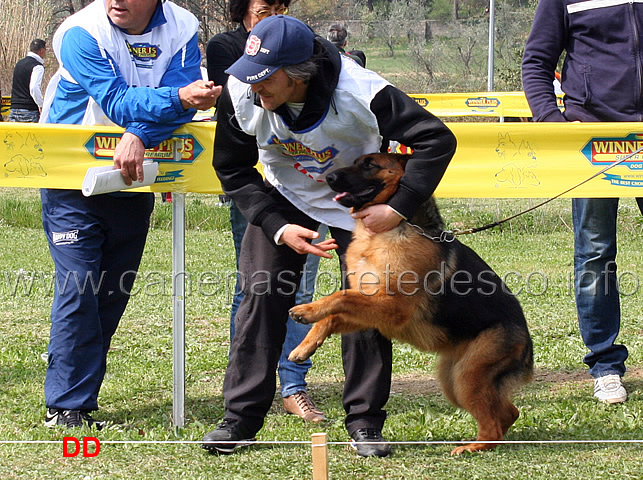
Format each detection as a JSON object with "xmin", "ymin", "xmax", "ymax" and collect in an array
[{"xmin": 522, "ymin": 0, "xmax": 643, "ymax": 122}]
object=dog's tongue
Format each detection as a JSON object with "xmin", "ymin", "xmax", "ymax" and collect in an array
[{"xmin": 333, "ymin": 192, "xmax": 348, "ymax": 202}]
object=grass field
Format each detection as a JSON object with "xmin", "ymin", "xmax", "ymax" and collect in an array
[{"xmin": 0, "ymin": 189, "xmax": 641, "ymax": 479}]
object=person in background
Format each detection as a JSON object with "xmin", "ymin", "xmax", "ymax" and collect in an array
[
  {"xmin": 9, "ymin": 38, "xmax": 46, "ymax": 122},
  {"xmin": 202, "ymin": 15, "xmax": 456, "ymax": 457},
  {"xmin": 39, "ymin": 0, "xmax": 220, "ymax": 428},
  {"xmin": 326, "ymin": 24, "xmax": 366, "ymax": 67},
  {"xmin": 206, "ymin": 0, "xmax": 326, "ymax": 423},
  {"xmin": 522, "ymin": 0, "xmax": 642, "ymax": 404}
]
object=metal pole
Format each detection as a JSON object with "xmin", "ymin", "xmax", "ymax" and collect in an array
[
  {"xmin": 172, "ymin": 140, "xmax": 186, "ymax": 428},
  {"xmin": 487, "ymin": 0, "xmax": 496, "ymax": 92}
]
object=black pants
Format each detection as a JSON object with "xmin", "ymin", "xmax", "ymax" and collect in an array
[{"xmin": 223, "ymin": 187, "xmax": 392, "ymax": 435}]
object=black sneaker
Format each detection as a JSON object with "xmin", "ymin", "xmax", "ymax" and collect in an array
[
  {"xmin": 44, "ymin": 409, "xmax": 105, "ymax": 430},
  {"xmin": 350, "ymin": 428, "xmax": 391, "ymax": 457},
  {"xmin": 202, "ymin": 418, "xmax": 256, "ymax": 454}
]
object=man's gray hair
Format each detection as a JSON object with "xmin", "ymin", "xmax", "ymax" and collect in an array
[
  {"xmin": 327, "ymin": 24, "xmax": 348, "ymax": 49},
  {"xmin": 282, "ymin": 58, "xmax": 318, "ymax": 85}
]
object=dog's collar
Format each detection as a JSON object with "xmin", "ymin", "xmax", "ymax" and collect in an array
[{"xmin": 406, "ymin": 222, "xmax": 455, "ymax": 243}]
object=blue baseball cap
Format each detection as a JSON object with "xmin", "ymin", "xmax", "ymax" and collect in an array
[{"xmin": 225, "ymin": 15, "xmax": 315, "ymax": 84}]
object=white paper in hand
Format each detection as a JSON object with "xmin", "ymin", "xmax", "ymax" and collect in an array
[{"xmin": 82, "ymin": 161, "xmax": 159, "ymax": 196}]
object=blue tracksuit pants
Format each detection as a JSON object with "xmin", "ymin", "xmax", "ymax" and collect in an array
[{"xmin": 40, "ymin": 189, "xmax": 154, "ymax": 411}]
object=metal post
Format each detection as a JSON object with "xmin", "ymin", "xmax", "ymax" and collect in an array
[
  {"xmin": 487, "ymin": 0, "xmax": 496, "ymax": 92},
  {"xmin": 172, "ymin": 140, "xmax": 186, "ymax": 428}
]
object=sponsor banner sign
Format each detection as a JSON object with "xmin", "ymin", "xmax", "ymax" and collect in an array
[
  {"xmin": 409, "ymin": 122, "xmax": 643, "ymax": 198},
  {"xmin": 2, "ymin": 121, "xmax": 643, "ymax": 198},
  {"xmin": 1, "ymin": 96, "xmax": 10, "ymax": 117},
  {"xmin": 0, "ymin": 121, "xmax": 222, "ymax": 193},
  {"xmin": 409, "ymin": 91, "xmax": 564, "ymax": 118}
]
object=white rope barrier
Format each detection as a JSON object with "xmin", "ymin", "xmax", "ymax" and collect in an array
[
  {"xmin": 1, "ymin": 439, "xmax": 641, "ymax": 445},
  {"xmin": 5, "ymin": 436, "xmax": 637, "ymax": 480}
]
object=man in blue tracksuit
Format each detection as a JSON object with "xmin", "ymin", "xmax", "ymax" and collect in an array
[
  {"xmin": 40, "ymin": 0, "xmax": 220, "ymax": 428},
  {"xmin": 522, "ymin": 0, "xmax": 643, "ymax": 404}
]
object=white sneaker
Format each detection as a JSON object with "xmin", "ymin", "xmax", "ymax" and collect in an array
[{"xmin": 593, "ymin": 374, "xmax": 627, "ymax": 404}]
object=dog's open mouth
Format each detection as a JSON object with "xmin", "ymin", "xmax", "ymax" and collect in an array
[
  {"xmin": 332, "ymin": 185, "xmax": 381, "ymax": 208},
  {"xmin": 333, "ymin": 191, "xmax": 349, "ymax": 202}
]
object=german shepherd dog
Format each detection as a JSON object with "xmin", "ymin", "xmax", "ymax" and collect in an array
[{"xmin": 288, "ymin": 153, "xmax": 533, "ymax": 455}]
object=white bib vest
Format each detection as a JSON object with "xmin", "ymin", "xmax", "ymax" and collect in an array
[
  {"xmin": 41, "ymin": 0, "xmax": 198, "ymax": 126},
  {"xmin": 228, "ymin": 57, "xmax": 391, "ymax": 230}
]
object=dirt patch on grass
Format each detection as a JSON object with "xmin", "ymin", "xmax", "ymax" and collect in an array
[{"xmin": 388, "ymin": 367, "xmax": 643, "ymax": 397}]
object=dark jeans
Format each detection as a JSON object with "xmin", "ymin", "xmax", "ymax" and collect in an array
[
  {"xmin": 571, "ymin": 198, "xmax": 641, "ymax": 378},
  {"xmin": 223, "ymin": 187, "xmax": 392, "ymax": 435},
  {"xmin": 9, "ymin": 108, "xmax": 39, "ymax": 122}
]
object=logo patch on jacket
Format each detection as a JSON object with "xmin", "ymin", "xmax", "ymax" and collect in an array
[
  {"xmin": 126, "ymin": 41, "xmax": 162, "ymax": 64},
  {"xmin": 268, "ymin": 136, "xmax": 337, "ymax": 174}
]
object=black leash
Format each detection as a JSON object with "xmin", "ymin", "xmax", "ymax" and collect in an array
[{"xmin": 449, "ymin": 145, "xmax": 643, "ymax": 236}]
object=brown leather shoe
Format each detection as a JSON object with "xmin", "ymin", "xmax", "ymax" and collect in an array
[{"xmin": 282, "ymin": 391, "xmax": 326, "ymax": 423}]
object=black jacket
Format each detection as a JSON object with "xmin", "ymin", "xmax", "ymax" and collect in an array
[{"xmin": 206, "ymin": 25, "xmax": 248, "ymax": 90}]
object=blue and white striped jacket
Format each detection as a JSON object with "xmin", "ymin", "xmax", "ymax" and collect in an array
[{"xmin": 41, "ymin": 0, "xmax": 202, "ymax": 148}]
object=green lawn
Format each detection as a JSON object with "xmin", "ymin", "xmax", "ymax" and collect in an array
[{"xmin": 0, "ymin": 192, "xmax": 641, "ymax": 479}]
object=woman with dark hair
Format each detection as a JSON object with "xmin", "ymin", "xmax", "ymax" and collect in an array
[
  {"xmin": 207, "ymin": 0, "xmax": 291, "ymax": 87},
  {"xmin": 206, "ymin": 0, "xmax": 327, "ymax": 425}
]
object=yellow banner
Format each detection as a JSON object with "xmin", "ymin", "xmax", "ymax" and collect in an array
[
  {"xmin": 2, "ymin": 92, "xmax": 556, "ymax": 119},
  {"xmin": 409, "ymin": 91, "xmax": 564, "ymax": 118},
  {"xmin": 0, "ymin": 121, "xmax": 223, "ymax": 193},
  {"xmin": 2, "ymin": 121, "xmax": 643, "ymax": 198},
  {"xmin": 435, "ymin": 122, "xmax": 643, "ymax": 197}
]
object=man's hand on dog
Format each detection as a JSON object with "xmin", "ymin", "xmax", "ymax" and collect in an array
[
  {"xmin": 352, "ymin": 204, "xmax": 404, "ymax": 235},
  {"xmin": 280, "ymin": 225, "xmax": 338, "ymax": 258}
]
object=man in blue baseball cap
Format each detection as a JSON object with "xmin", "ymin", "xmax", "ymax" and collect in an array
[{"xmin": 203, "ymin": 15, "xmax": 456, "ymax": 458}]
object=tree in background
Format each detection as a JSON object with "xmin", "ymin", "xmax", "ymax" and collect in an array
[
  {"xmin": 0, "ymin": 0, "xmax": 54, "ymax": 94},
  {"xmin": 173, "ymin": 0, "xmax": 231, "ymax": 46},
  {"xmin": 364, "ymin": 0, "xmax": 427, "ymax": 57},
  {"xmin": 405, "ymin": 0, "xmax": 537, "ymax": 93},
  {"xmin": 0, "ymin": 0, "xmax": 538, "ymax": 99}
]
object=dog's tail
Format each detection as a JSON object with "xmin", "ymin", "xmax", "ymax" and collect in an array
[{"xmin": 494, "ymin": 332, "xmax": 534, "ymax": 396}]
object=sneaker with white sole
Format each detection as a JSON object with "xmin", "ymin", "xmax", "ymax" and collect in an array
[
  {"xmin": 593, "ymin": 374, "xmax": 627, "ymax": 404},
  {"xmin": 44, "ymin": 409, "xmax": 106, "ymax": 429}
]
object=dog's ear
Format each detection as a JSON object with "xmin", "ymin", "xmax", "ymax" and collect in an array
[{"xmin": 391, "ymin": 153, "xmax": 411, "ymax": 170}]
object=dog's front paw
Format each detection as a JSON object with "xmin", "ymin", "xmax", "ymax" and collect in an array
[
  {"xmin": 288, "ymin": 343, "xmax": 317, "ymax": 363},
  {"xmin": 289, "ymin": 304, "xmax": 319, "ymax": 324}
]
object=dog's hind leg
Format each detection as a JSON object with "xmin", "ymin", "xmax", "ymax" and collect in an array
[
  {"xmin": 439, "ymin": 334, "xmax": 521, "ymax": 455},
  {"xmin": 447, "ymin": 371, "xmax": 508, "ymax": 455},
  {"xmin": 288, "ymin": 314, "xmax": 363, "ymax": 363}
]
